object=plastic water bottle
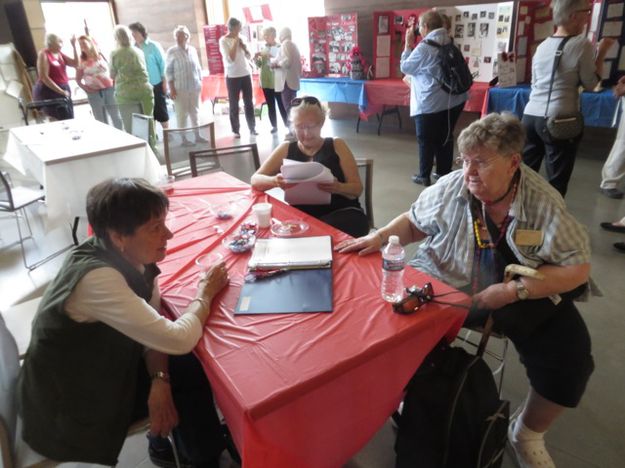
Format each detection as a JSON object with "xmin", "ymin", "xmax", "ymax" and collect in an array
[{"xmin": 381, "ymin": 235, "xmax": 406, "ymax": 303}]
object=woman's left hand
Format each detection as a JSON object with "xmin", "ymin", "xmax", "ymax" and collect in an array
[
  {"xmin": 471, "ymin": 282, "xmax": 516, "ymax": 310},
  {"xmin": 318, "ymin": 178, "xmax": 341, "ymax": 193},
  {"xmin": 148, "ymin": 379, "xmax": 179, "ymax": 437}
]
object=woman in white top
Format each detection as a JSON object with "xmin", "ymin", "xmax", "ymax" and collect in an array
[
  {"xmin": 521, "ymin": 0, "xmax": 613, "ymax": 196},
  {"xmin": 219, "ymin": 17, "xmax": 257, "ymax": 138},
  {"xmin": 272, "ymin": 27, "xmax": 302, "ymax": 134}
]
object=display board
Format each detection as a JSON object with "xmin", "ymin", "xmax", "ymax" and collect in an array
[
  {"xmin": 308, "ymin": 13, "xmax": 358, "ymax": 76},
  {"xmin": 203, "ymin": 24, "xmax": 228, "ymax": 75},
  {"xmin": 596, "ymin": 0, "xmax": 625, "ymax": 84},
  {"xmin": 372, "ymin": 9, "xmax": 428, "ymax": 79},
  {"xmin": 372, "ymin": 3, "xmax": 514, "ymax": 83}
]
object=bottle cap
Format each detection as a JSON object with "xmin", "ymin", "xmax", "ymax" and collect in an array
[{"xmin": 388, "ymin": 235, "xmax": 399, "ymax": 245}]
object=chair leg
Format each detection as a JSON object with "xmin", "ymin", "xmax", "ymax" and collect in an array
[{"xmin": 167, "ymin": 434, "xmax": 182, "ymax": 468}]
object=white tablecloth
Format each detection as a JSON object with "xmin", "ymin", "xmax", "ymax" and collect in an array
[{"xmin": 2, "ymin": 119, "xmax": 163, "ymax": 227}]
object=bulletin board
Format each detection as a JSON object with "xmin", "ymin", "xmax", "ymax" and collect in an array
[
  {"xmin": 596, "ymin": 0, "xmax": 625, "ymax": 85},
  {"xmin": 372, "ymin": 9, "xmax": 428, "ymax": 79},
  {"xmin": 308, "ymin": 13, "xmax": 358, "ymax": 77},
  {"xmin": 443, "ymin": 2, "xmax": 516, "ymax": 83},
  {"xmin": 203, "ymin": 24, "xmax": 228, "ymax": 75},
  {"xmin": 372, "ymin": 3, "xmax": 514, "ymax": 83}
]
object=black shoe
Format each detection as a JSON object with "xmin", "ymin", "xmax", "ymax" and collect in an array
[
  {"xmin": 432, "ymin": 172, "xmax": 441, "ymax": 182},
  {"xmin": 600, "ymin": 188, "xmax": 624, "ymax": 199},
  {"xmin": 250, "ymin": 129, "xmax": 259, "ymax": 136},
  {"xmin": 271, "ymin": 127, "xmax": 278, "ymax": 134},
  {"xmin": 233, "ymin": 132, "xmax": 240, "ymax": 138},
  {"xmin": 148, "ymin": 436, "xmax": 193, "ymax": 468},
  {"xmin": 600, "ymin": 222, "xmax": 625, "ymax": 233},
  {"xmin": 411, "ymin": 175, "xmax": 431, "ymax": 186},
  {"xmin": 615, "ymin": 242, "xmax": 625, "ymax": 253}
]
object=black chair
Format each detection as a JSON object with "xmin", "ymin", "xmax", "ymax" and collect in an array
[
  {"xmin": 355, "ymin": 158, "xmax": 374, "ymax": 228},
  {"xmin": 163, "ymin": 122, "xmax": 216, "ymax": 178},
  {"xmin": 18, "ymin": 97, "xmax": 72, "ymax": 125},
  {"xmin": 189, "ymin": 144, "xmax": 260, "ymax": 183}
]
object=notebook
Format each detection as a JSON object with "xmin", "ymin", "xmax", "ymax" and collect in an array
[{"xmin": 247, "ymin": 236, "xmax": 332, "ymax": 270}]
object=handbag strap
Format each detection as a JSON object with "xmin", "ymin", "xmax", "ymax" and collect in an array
[{"xmin": 544, "ymin": 36, "xmax": 573, "ymax": 118}]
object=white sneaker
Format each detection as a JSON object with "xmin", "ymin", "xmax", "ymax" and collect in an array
[{"xmin": 508, "ymin": 420, "xmax": 556, "ymax": 468}]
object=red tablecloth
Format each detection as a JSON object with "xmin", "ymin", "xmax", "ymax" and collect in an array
[
  {"xmin": 158, "ymin": 172, "xmax": 468, "ymax": 468},
  {"xmin": 201, "ymin": 73, "xmax": 266, "ymax": 106},
  {"xmin": 360, "ymin": 79, "xmax": 490, "ymax": 120}
]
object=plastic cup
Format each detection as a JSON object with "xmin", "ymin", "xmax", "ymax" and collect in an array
[
  {"xmin": 158, "ymin": 175, "xmax": 176, "ymax": 195},
  {"xmin": 252, "ymin": 202, "xmax": 272, "ymax": 228},
  {"xmin": 195, "ymin": 252, "xmax": 224, "ymax": 272}
]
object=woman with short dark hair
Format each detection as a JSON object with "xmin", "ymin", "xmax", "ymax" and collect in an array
[{"xmin": 18, "ymin": 178, "xmax": 229, "ymax": 468}]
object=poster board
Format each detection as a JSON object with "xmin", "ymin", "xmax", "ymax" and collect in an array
[
  {"xmin": 308, "ymin": 13, "xmax": 358, "ymax": 76},
  {"xmin": 597, "ymin": 0, "xmax": 625, "ymax": 84},
  {"xmin": 372, "ymin": 9, "xmax": 428, "ymax": 79},
  {"xmin": 203, "ymin": 24, "xmax": 228, "ymax": 75}
]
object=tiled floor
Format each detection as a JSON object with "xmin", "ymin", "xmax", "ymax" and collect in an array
[{"xmin": 1, "ymin": 105, "xmax": 624, "ymax": 467}]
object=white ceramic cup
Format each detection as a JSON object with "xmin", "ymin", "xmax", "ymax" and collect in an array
[{"xmin": 252, "ymin": 202, "xmax": 272, "ymax": 228}]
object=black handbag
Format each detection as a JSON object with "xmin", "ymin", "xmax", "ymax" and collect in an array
[{"xmin": 543, "ymin": 36, "xmax": 584, "ymax": 141}]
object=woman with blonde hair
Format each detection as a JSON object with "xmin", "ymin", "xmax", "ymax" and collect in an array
[
  {"xmin": 271, "ymin": 27, "xmax": 302, "ymax": 135},
  {"xmin": 109, "ymin": 25, "xmax": 154, "ymax": 135},
  {"xmin": 75, "ymin": 35, "xmax": 122, "ymax": 128},
  {"xmin": 33, "ymin": 32, "xmax": 79, "ymax": 120}
]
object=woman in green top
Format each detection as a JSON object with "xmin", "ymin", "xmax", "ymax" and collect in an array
[
  {"xmin": 110, "ymin": 25, "xmax": 154, "ymax": 138},
  {"xmin": 254, "ymin": 26, "xmax": 287, "ymax": 134}
]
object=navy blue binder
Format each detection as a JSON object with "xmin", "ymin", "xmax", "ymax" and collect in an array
[{"xmin": 235, "ymin": 268, "xmax": 333, "ymax": 315}]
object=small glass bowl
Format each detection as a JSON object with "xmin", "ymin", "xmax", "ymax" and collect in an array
[{"xmin": 222, "ymin": 232, "xmax": 256, "ymax": 253}]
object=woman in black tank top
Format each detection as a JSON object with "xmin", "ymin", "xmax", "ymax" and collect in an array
[{"xmin": 251, "ymin": 96, "xmax": 370, "ymax": 237}]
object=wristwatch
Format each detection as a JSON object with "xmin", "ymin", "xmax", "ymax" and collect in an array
[
  {"xmin": 514, "ymin": 279, "xmax": 530, "ymax": 301},
  {"xmin": 151, "ymin": 371, "xmax": 170, "ymax": 383}
]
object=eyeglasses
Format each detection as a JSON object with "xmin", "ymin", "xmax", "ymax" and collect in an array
[
  {"xmin": 392, "ymin": 283, "xmax": 434, "ymax": 315},
  {"xmin": 455, "ymin": 155, "xmax": 499, "ymax": 170},
  {"xmin": 575, "ymin": 8, "xmax": 592, "ymax": 16},
  {"xmin": 291, "ymin": 96, "xmax": 321, "ymax": 107}
]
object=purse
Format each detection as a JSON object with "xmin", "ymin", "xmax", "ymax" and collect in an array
[{"xmin": 543, "ymin": 36, "xmax": 585, "ymax": 141}]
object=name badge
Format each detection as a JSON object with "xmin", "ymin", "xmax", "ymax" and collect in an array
[{"xmin": 515, "ymin": 229, "xmax": 543, "ymax": 246}]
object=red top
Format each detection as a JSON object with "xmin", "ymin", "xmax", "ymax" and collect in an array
[{"xmin": 44, "ymin": 49, "xmax": 69, "ymax": 85}]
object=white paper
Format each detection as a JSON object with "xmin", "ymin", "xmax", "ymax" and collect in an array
[
  {"xmin": 603, "ymin": 21, "xmax": 623, "ymax": 37},
  {"xmin": 602, "ymin": 61, "xmax": 613, "ymax": 80},
  {"xmin": 375, "ymin": 56, "xmax": 390, "ymax": 78},
  {"xmin": 518, "ymin": 22, "xmax": 525, "ymax": 36},
  {"xmin": 376, "ymin": 35, "xmax": 391, "ymax": 57},
  {"xmin": 281, "ymin": 160, "xmax": 333, "ymax": 205},
  {"xmin": 517, "ymin": 36, "xmax": 528, "ymax": 56},
  {"xmin": 520, "ymin": 6, "xmax": 528, "ymax": 15},
  {"xmin": 6, "ymin": 80, "xmax": 23, "ymax": 98},
  {"xmin": 497, "ymin": 53, "xmax": 517, "ymax": 87},
  {"xmin": 607, "ymin": 3, "xmax": 624, "ymax": 19},
  {"xmin": 606, "ymin": 41, "xmax": 620, "ymax": 60},
  {"xmin": 534, "ymin": 21, "xmax": 554, "ymax": 42},
  {"xmin": 591, "ymin": 3, "xmax": 601, "ymax": 32},
  {"xmin": 248, "ymin": 236, "xmax": 333, "ymax": 270}
]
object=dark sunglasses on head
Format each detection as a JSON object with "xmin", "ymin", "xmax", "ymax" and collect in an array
[
  {"xmin": 392, "ymin": 283, "xmax": 435, "ymax": 315},
  {"xmin": 291, "ymin": 96, "xmax": 321, "ymax": 107}
]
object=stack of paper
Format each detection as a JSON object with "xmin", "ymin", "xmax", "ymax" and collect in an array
[
  {"xmin": 281, "ymin": 160, "xmax": 333, "ymax": 205},
  {"xmin": 248, "ymin": 236, "xmax": 332, "ymax": 270}
]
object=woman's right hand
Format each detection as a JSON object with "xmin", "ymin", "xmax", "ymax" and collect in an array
[
  {"xmin": 597, "ymin": 37, "xmax": 616, "ymax": 57},
  {"xmin": 197, "ymin": 261, "xmax": 229, "ymax": 302},
  {"xmin": 334, "ymin": 232, "xmax": 382, "ymax": 255}
]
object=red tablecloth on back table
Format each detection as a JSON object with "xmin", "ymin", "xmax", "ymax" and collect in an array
[
  {"xmin": 158, "ymin": 172, "xmax": 467, "ymax": 468},
  {"xmin": 360, "ymin": 79, "xmax": 490, "ymax": 120},
  {"xmin": 201, "ymin": 73, "xmax": 266, "ymax": 106}
]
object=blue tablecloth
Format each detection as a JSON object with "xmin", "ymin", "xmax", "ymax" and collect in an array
[
  {"xmin": 299, "ymin": 77, "xmax": 367, "ymax": 110},
  {"xmin": 487, "ymin": 84, "xmax": 618, "ymax": 128}
]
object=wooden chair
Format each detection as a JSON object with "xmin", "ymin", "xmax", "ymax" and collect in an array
[
  {"xmin": 189, "ymin": 143, "xmax": 260, "ymax": 183},
  {"xmin": 163, "ymin": 122, "xmax": 216, "ymax": 178},
  {"xmin": 355, "ymin": 158, "xmax": 374, "ymax": 228}
]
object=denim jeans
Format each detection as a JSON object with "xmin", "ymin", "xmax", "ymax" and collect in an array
[{"xmin": 86, "ymin": 87, "xmax": 122, "ymax": 129}]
